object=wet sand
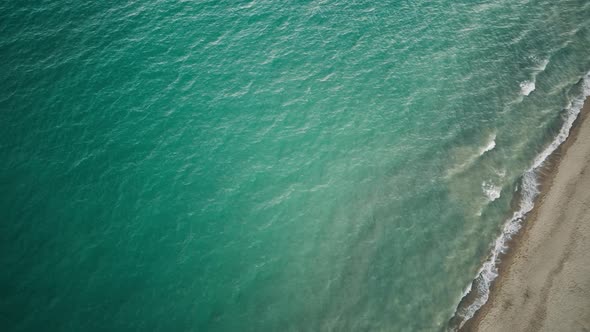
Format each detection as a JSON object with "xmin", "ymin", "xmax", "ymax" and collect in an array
[{"xmin": 465, "ymin": 98, "xmax": 590, "ymax": 331}]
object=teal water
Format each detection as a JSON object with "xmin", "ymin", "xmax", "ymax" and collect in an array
[{"xmin": 2, "ymin": 0, "xmax": 590, "ymax": 331}]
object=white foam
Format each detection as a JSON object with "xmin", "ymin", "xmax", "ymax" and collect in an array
[
  {"xmin": 520, "ymin": 80, "xmax": 536, "ymax": 96},
  {"xmin": 479, "ymin": 134, "xmax": 496, "ymax": 156},
  {"xmin": 451, "ymin": 70, "xmax": 590, "ymax": 330},
  {"xmin": 495, "ymin": 168, "xmax": 506, "ymax": 178},
  {"xmin": 537, "ymin": 59, "xmax": 550, "ymax": 72},
  {"xmin": 519, "ymin": 57, "xmax": 550, "ymax": 97},
  {"xmin": 482, "ymin": 182, "xmax": 501, "ymax": 202}
]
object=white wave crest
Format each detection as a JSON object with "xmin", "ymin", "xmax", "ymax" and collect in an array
[
  {"xmin": 451, "ymin": 70, "xmax": 590, "ymax": 330},
  {"xmin": 482, "ymin": 182, "xmax": 501, "ymax": 202},
  {"xmin": 479, "ymin": 134, "xmax": 496, "ymax": 156},
  {"xmin": 520, "ymin": 80, "xmax": 536, "ymax": 96},
  {"xmin": 537, "ymin": 58, "xmax": 549, "ymax": 72},
  {"xmin": 519, "ymin": 57, "xmax": 550, "ymax": 96},
  {"xmin": 446, "ymin": 132, "xmax": 497, "ymax": 177}
]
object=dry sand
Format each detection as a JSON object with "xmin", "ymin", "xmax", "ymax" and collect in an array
[{"xmin": 466, "ymin": 98, "xmax": 590, "ymax": 331}]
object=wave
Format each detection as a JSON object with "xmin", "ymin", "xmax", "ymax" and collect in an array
[
  {"xmin": 537, "ymin": 58, "xmax": 550, "ymax": 72},
  {"xmin": 482, "ymin": 181, "xmax": 501, "ymax": 202},
  {"xmin": 447, "ymin": 133, "xmax": 497, "ymax": 177},
  {"xmin": 519, "ymin": 80, "xmax": 536, "ymax": 96},
  {"xmin": 479, "ymin": 134, "xmax": 496, "ymax": 156},
  {"xmin": 520, "ymin": 58, "xmax": 550, "ymax": 96},
  {"xmin": 451, "ymin": 70, "xmax": 590, "ymax": 330}
]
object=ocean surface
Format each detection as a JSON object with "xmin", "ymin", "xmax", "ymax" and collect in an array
[{"xmin": 2, "ymin": 0, "xmax": 590, "ymax": 331}]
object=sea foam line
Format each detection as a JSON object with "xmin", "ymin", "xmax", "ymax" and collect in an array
[{"xmin": 451, "ymin": 70, "xmax": 590, "ymax": 330}]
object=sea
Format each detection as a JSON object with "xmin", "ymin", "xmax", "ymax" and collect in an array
[{"xmin": 2, "ymin": 0, "xmax": 590, "ymax": 331}]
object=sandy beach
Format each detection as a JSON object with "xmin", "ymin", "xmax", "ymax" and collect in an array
[{"xmin": 464, "ymin": 97, "xmax": 590, "ymax": 331}]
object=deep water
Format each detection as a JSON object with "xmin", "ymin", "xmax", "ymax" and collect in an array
[{"xmin": 2, "ymin": 0, "xmax": 590, "ymax": 331}]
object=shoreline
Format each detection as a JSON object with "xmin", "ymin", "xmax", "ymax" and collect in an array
[{"xmin": 460, "ymin": 95, "xmax": 590, "ymax": 331}]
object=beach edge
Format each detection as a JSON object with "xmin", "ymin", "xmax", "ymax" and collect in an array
[{"xmin": 460, "ymin": 95, "xmax": 590, "ymax": 331}]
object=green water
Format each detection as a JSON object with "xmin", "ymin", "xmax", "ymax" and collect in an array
[{"xmin": 2, "ymin": 0, "xmax": 590, "ymax": 331}]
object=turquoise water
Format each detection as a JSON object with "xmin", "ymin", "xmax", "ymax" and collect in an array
[{"xmin": 2, "ymin": 0, "xmax": 590, "ymax": 331}]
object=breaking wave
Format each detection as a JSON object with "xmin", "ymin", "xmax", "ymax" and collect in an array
[
  {"xmin": 482, "ymin": 182, "xmax": 502, "ymax": 202},
  {"xmin": 520, "ymin": 80, "xmax": 536, "ymax": 96}
]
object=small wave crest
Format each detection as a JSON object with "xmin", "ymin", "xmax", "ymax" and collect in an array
[
  {"xmin": 519, "ymin": 57, "xmax": 550, "ymax": 96},
  {"xmin": 520, "ymin": 80, "xmax": 535, "ymax": 96},
  {"xmin": 479, "ymin": 134, "xmax": 496, "ymax": 156},
  {"xmin": 537, "ymin": 58, "xmax": 549, "ymax": 72},
  {"xmin": 451, "ymin": 70, "xmax": 590, "ymax": 330},
  {"xmin": 447, "ymin": 133, "xmax": 497, "ymax": 177},
  {"xmin": 482, "ymin": 182, "xmax": 501, "ymax": 202}
]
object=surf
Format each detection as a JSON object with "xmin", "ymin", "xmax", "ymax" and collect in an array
[{"xmin": 451, "ymin": 70, "xmax": 590, "ymax": 330}]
